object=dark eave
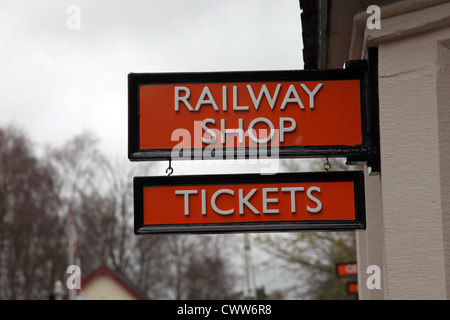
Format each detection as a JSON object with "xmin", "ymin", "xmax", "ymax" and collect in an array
[
  {"xmin": 299, "ymin": 0, "xmax": 328, "ymax": 70},
  {"xmin": 299, "ymin": 0, "xmax": 399, "ymax": 70}
]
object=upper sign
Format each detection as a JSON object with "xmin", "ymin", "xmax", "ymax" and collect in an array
[
  {"xmin": 128, "ymin": 64, "xmax": 376, "ymax": 165},
  {"xmin": 336, "ymin": 262, "xmax": 358, "ymax": 277},
  {"xmin": 134, "ymin": 171, "xmax": 365, "ymax": 234}
]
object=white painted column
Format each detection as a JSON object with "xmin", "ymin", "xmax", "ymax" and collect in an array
[
  {"xmin": 352, "ymin": 0, "xmax": 450, "ymax": 299},
  {"xmin": 356, "ymin": 168, "xmax": 385, "ymax": 299}
]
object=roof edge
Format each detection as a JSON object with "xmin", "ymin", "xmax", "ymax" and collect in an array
[{"xmin": 299, "ymin": 0, "xmax": 329, "ymax": 70}]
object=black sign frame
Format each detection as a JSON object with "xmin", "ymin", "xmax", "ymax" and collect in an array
[
  {"xmin": 128, "ymin": 55, "xmax": 380, "ymax": 174},
  {"xmin": 134, "ymin": 171, "xmax": 366, "ymax": 235}
]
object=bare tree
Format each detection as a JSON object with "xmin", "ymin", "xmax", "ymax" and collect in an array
[
  {"xmin": 0, "ymin": 126, "xmax": 240, "ymax": 299},
  {"xmin": 255, "ymin": 158, "xmax": 358, "ymax": 299},
  {"xmin": 46, "ymin": 132, "xmax": 109, "ymax": 279},
  {"xmin": 183, "ymin": 235, "xmax": 237, "ymax": 299},
  {"xmin": 0, "ymin": 125, "xmax": 65, "ymax": 299},
  {"xmin": 47, "ymin": 132, "xmax": 175, "ymax": 298},
  {"xmin": 131, "ymin": 234, "xmax": 170, "ymax": 299},
  {"xmin": 158, "ymin": 235, "xmax": 238, "ymax": 300},
  {"xmin": 255, "ymin": 232, "xmax": 356, "ymax": 299}
]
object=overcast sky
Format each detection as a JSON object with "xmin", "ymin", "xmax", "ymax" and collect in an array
[{"xmin": 0, "ymin": 0, "xmax": 304, "ymax": 174}]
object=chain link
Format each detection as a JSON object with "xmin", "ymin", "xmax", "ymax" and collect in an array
[
  {"xmin": 166, "ymin": 158, "xmax": 173, "ymax": 176},
  {"xmin": 323, "ymin": 157, "xmax": 331, "ymax": 172}
]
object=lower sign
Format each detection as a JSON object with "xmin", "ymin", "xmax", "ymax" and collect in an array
[
  {"xmin": 134, "ymin": 171, "xmax": 365, "ymax": 234},
  {"xmin": 347, "ymin": 282, "xmax": 358, "ymax": 294}
]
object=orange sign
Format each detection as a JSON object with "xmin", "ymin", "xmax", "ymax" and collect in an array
[
  {"xmin": 347, "ymin": 282, "xmax": 358, "ymax": 294},
  {"xmin": 134, "ymin": 171, "xmax": 365, "ymax": 234},
  {"xmin": 336, "ymin": 263, "xmax": 358, "ymax": 276},
  {"xmin": 128, "ymin": 69, "xmax": 369, "ymax": 161}
]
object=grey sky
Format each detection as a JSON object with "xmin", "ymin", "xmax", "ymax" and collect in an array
[{"xmin": 0, "ymin": 0, "xmax": 303, "ymax": 173}]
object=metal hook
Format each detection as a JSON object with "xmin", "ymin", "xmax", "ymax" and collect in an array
[
  {"xmin": 166, "ymin": 158, "xmax": 173, "ymax": 176},
  {"xmin": 323, "ymin": 157, "xmax": 331, "ymax": 172}
]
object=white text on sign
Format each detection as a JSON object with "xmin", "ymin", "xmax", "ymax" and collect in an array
[{"xmin": 175, "ymin": 186, "xmax": 322, "ymax": 216}]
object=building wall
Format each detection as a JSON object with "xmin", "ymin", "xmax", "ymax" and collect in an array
[
  {"xmin": 352, "ymin": 0, "xmax": 450, "ymax": 299},
  {"xmin": 82, "ymin": 274, "xmax": 138, "ymax": 300}
]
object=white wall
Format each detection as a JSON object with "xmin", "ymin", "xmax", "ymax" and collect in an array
[{"xmin": 353, "ymin": 0, "xmax": 450, "ymax": 299}]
